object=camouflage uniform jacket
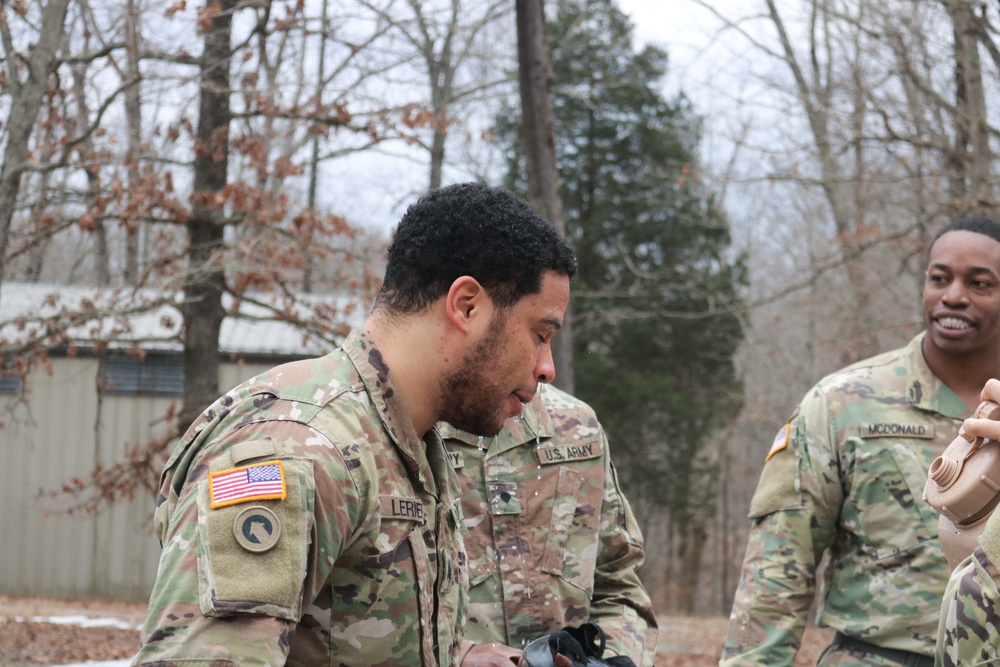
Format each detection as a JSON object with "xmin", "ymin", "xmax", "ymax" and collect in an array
[
  {"xmin": 722, "ymin": 334, "xmax": 965, "ymax": 666},
  {"xmin": 438, "ymin": 383, "xmax": 657, "ymax": 666},
  {"xmin": 935, "ymin": 505, "xmax": 1000, "ymax": 666},
  {"xmin": 131, "ymin": 328, "xmax": 469, "ymax": 667}
]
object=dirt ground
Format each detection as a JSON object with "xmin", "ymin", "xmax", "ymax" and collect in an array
[{"xmin": 0, "ymin": 595, "xmax": 835, "ymax": 666}]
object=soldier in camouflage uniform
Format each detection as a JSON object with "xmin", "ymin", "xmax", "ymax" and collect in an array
[
  {"xmin": 130, "ymin": 181, "xmax": 578, "ymax": 667},
  {"xmin": 935, "ymin": 377, "xmax": 1000, "ymax": 667},
  {"xmin": 440, "ymin": 383, "xmax": 657, "ymax": 666},
  {"xmin": 722, "ymin": 217, "xmax": 1000, "ymax": 667}
]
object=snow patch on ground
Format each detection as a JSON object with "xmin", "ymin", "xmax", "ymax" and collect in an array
[{"xmin": 4, "ymin": 615, "xmax": 141, "ymax": 631}]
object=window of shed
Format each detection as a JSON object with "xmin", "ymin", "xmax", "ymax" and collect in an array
[
  {"xmin": 102, "ymin": 353, "xmax": 184, "ymax": 396},
  {"xmin": 0, "ymin": 368, "xmax": 21, "ymax": 394}
]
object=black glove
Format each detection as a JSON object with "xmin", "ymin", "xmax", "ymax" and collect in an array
[{"xmin": 520, "ymin": 622, "xmax": 638, "ymax": 667}]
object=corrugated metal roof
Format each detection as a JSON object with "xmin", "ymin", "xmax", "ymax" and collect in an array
[{"xmin": 0, "ymin": 282, "xmax": 368, "ymax": 356}]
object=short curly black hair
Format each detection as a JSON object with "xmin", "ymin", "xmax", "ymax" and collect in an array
[
  {"xmin": 375, "ymin": 182, "xmax": 577, "ymax": 314},
  {"xmin": 929, "ymin": 216, "xmax": 1000, "ymax": 257}
]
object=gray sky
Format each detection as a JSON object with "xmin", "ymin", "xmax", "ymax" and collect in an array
[{"xmin": 334, "ymin": 0, "xmax": 758, "ymax": 237}]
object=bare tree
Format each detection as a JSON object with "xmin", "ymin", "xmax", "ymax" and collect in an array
[
  {"xmin": 347, "ymin": 0, "xmax": 513, "ymax": 194},
  {"xmin": 516, "ymin": 0, "xmax": 574, "ymax": 392},
  {"xmin": 942, "ymin": 0, "xmax": 993, "ymax": 213},
  {"xmin": 0, "ymin": 0, "xmax": 421, "ymax": 512},
  {"xmin": 122, "ymin": 0, "xmax": 143, "ymax": 284},
  {"xmin": 0, "ymin": 0, "xmax": 73, "ymax": 287},
  {"xmin": 178, "ymin": 0, "xmax": 237, "ymax": 430}
]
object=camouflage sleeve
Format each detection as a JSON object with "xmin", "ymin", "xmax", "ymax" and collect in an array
[
  {"xmin": 588, "ymin": 429, "xmax": 658, "ymax": 667},
  {"xmin": 132, "ymin": 420, "xmax": 364, "ymax": 666},
  {"xmin": 936, "ymin": 509, "xmax": 1000, "ymax": 667},
  {"xmin": 720, "ymin": 509, "xmax": 823, "ymax": 667},
  {"xmin": 721, "ymin": 398, "xmax": 841, "ymax": 667}
]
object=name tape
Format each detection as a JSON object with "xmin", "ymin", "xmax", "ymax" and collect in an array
[{"xmin": 380, "ymin": 494, "xmax": 426, "ymax": 523}]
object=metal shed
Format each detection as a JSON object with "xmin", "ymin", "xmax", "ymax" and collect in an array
[{"xmin": 0, "ymin": 282, "xmax": 355, "ymax": 601}]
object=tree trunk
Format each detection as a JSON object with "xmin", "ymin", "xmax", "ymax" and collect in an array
[
  {"xmin": 764, "ymin": 0, "xmax": 879, "ymax": 362},
  {"xmin": 179, "ymin": 0, "xmax": 236, "ymax": 431},
  {"xmin": 413, "ymin": 0, "xmax": 456, "ymax": 192},
  {"xmin": 944, "ymin": 0, "xmax": 993, "ymax": 216},
  {"xmin": 124, "ymin": 0, "xmax": 143, "ymax": 285},
  {"xmin": 429, "ymin": 121, "xmax": 446, "ymax": 191},
  {"xmin": 26, "ymin": 118, "xmax": 56, "ymax": 281},
  {"xmin": 304, "ymin": 0, "xmax": 331, "ymax": 294},
  {"xmin": 515, "ymin": 0, "xmax": 574, "ymax": 393},
  {"xmin": 676, "ymin": 516, "xmax": 710, "ymax": 614},
  {"xmin": 72, "ymin": 57, "xmax": 111, "ymax": 286},
  {"xmin": 0, "ymin": 0, "xmax": 73, "ymax": 285}
]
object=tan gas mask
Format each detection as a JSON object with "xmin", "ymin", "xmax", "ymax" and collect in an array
[{"xmin": 924, "ymin": 400, "xmax": 1000, "ymax": 568}]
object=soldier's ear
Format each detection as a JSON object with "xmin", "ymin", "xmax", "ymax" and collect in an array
[{"xmin": 444, "ymin": 276, "xmax": 491, "ymax": 334}]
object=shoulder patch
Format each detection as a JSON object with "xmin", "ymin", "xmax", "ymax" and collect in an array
[
  {"xmin": 209, "ymin": 460, "xmax": 286, "ymax": 508},
  {"xmin": 766, "ymin": 424, "xmax": 791, "ymax": 461},
  {"xmin": 199, "ymin": 458, "xmax": 311, "ymax": 620},
  {"xmin": 233, "ymin": 505, "xmax": 282, "ymax": 553},
  {"xmin": 749, "ymin": 443, "xmax": 803, "ymax": 518}
]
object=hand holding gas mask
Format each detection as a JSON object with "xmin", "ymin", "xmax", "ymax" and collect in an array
[
  {"xmin": 924, "ymin": 380, "xmax": 1000, "ymax": 568},
  {"xmin": 520, "ymin": 623, "xmax": 636, "ymax": 667}
]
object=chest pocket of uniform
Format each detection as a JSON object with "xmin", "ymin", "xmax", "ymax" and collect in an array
[
  {"xmin": 344, "ymin": 514, "xmax": 419, "ymax": 615},
  {"xmin": 540, "ymin": 466, "xmax": 603, "ymax": 595},
  {"xmin": 434, "ymin": 501, "xmax": 468, "ymax": 640},
  {"xmin": 851, "ymin": 445, "xmax": 935, "ymax": 560},
  {"xmin": 372, "ymin": 517, "xmax": 417, "ymax": 555},
  {"xmin": 349, "ymin": 497, "xmax": 420, "ymax": 593},
  {"xmin": 434, "ymin": 500, "xmax": 465, "ymax": 596},
  {"xmin": 461, "ymin": 510, "xmax": 497, "ymax": 587}
]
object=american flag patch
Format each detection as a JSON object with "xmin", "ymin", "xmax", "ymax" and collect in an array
[
  {"xmin": 209, "ymin": 460, "xmax": 286, "ymax": 508},
  {"xmin": 766, "ymin": 423, "xmax": 791, "ymax": 461}
]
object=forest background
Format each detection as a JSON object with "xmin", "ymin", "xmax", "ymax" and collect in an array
[{"xmin": 2, "ymin": 0, "xmax": 998, "ymax": 616}]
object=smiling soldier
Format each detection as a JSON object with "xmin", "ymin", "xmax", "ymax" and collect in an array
[{"xmin": 721, "ymin": 217, "xmax": 1000, "ymax": 667}]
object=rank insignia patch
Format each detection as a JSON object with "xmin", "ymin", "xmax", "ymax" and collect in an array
[
  {"xmin": 766, "ymin": 423, "xmax": 791, "ymax": 461},
  {"xmin": 209, "ymin": 460, "xmax": 286, "ymax": 509}
]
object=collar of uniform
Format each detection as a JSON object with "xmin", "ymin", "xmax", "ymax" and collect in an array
[
  {"xmin": 907, "ymin": 331, "xmax": 968, "ymax": 420},
  {"xmin": 342, "ymin": 327, "xmax": 438, "ymax": 495},
  {"xmin": 437, "ymin": 389, "xmax": 557, "ymax": 456}
]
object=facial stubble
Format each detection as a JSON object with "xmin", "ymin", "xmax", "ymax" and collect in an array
[{"xmin": 438, "ymin": 310, "xmax": 512, "ymax": 437}]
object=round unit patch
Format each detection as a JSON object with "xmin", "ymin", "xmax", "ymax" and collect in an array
[{"xmin": 233, "ymin": 505, "xmax": 281, "ymax": 553}]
